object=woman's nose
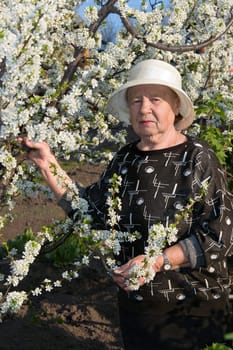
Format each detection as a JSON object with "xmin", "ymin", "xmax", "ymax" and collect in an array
[{"xmin": 140, "ymin": 96, "xmax": 152, "ymax": 114}]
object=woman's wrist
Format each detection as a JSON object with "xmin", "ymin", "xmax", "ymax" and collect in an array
[
  {"xmin": 39, "ymin": 154, "xmax": 59, "ymax": 172},
  {"xmin": 153, "ymin": 254, "xmax": 164, "ymax": 272},
  {"xmin": 40, "ymin": 157, "xmax": 72, "ymax": 200}
]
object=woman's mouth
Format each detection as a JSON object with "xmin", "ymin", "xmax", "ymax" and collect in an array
[{"xmin": 140, "ymin": 120, "xmax": 154, "ymax": 125}]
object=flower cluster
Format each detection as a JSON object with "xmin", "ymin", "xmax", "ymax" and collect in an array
[
  {"xmin": 0, "ymin": 230, "xmax": 51, "ymax": 320},
  {"xmin": 125, "ymin": 223, "xmax": 179, "ymax": 290},
  {"xmin": 0, "ymin": 291, "xmax": 28, "ymax": 317}
]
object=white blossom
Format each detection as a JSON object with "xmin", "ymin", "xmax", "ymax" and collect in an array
[
  {"xmin": 31, "ymin": 288, "xmax": 43, "ymax": 296},
  {"xmin": 0, "ymin": 291, "xmax": 27, "ymax": 315}
]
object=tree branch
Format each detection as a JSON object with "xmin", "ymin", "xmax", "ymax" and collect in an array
[
  {"xmin": 114, "ymin": 7, "xmax": 233, "ymax": 53},
  {"xmin": 111, "ymin": 7, "xmax": 138, "ymax": 37},
  {"xmin": 89, "ymin": 0, "xmax": 118, "ymax": 34},
  {"xmin": 55, "ymin": 0, "xmax": 118, "ymax": 101},
  {"xmin": 145, "ymin": 14, "xmax": 233, "ymax": 53},
  {"xmin": 59, "ymin": 46, "xmax": 89, "ymax": 90}
]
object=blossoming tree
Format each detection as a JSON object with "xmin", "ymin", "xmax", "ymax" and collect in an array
[{"xmin": 0, "ymin": 0, "xmax": 232, "ymax": 318}]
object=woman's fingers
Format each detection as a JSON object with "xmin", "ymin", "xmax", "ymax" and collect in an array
[
  {"xmin": 17, "ymin": 137, "xmax": 37, "ymax": 151},
  {"xmin": 112, "ymin": 255, "xmax": 146, "ymax": 290}
]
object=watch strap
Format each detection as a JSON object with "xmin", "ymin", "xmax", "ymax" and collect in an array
[{"xmin": 162, "ymin": 251, "xmax": 172, "ymax": 270}]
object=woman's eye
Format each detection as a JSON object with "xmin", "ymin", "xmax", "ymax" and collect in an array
[
  {"xmin": 131, "ymin": 98, "xmax": 141, "ymax": 104},
  {"xmin": 151, "ymin": 97, "xmax": 160, "ymax": 102}
]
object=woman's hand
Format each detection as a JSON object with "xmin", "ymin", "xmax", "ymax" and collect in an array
[
  {"xmin": 17, "ymin": 137, "xmax": 72, "ymax": 200},
  {"xmin": 111, "ymin": 245, "xmax": 189, "ymax": 291},
  {"xmin": 17, "ymin": 137, "xmax": 56, "ymax": 170},
  {"xmin": 112, "ymin": 255, "xmax": 146, "ymax": 291}
]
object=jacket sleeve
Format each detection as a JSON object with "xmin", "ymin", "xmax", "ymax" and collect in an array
[
  {"xmin": 58, "ymin": 185, "xmax": 86, "ymax": 218},
  {"xmin": 188, "ymin": 144, "xmax": 233, "ymax": 270}
]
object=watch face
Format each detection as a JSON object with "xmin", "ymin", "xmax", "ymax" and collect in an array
[
  {"xmin": 164, "ymin": 263, "xmax": 171, "ymax": 271},
  {"xmin": 162, "ymin": 252, "xmax": 172, "ymax": 271}
]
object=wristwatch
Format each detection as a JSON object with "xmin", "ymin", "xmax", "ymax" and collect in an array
[{"xmin": 162, "ymin": 252, "xmax": 172, "ymax": 271}]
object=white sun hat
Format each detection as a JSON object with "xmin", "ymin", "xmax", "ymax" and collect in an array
[{"xmin": 107, "ymin": 59, "xmax": 195, "ymax": 130}]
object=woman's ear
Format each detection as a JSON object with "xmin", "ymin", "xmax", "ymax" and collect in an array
[
  {"xmin": 174, "ymin": 97, "xmax": 180, "ymax": 116},
  {"xmin": 175, "ymin": 113, "xmax": 183, "ymax": 125}
]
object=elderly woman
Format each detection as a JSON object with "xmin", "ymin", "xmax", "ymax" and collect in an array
[{"xmin": 20, "ymin": 59, "xmax": 233, "ymax": 350}]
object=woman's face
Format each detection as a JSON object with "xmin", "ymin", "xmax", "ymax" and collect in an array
[{"xmin": 127, "ymin": 84, "xmax": 180, "ymax": 140}]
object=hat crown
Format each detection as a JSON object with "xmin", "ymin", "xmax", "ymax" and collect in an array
[{"xmin": 129, "ymin": 59, "xmax": 182, "ymax": 90}]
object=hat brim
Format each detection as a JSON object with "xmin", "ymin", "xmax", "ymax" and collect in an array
[{"xmin": 107, "ymin": 80, "xmax": 194, "ymax": 130}]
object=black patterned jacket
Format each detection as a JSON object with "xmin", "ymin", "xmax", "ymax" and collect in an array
[{"xmin": 59, "ymin": 137, "xmax": 233, "ymax": 305}]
